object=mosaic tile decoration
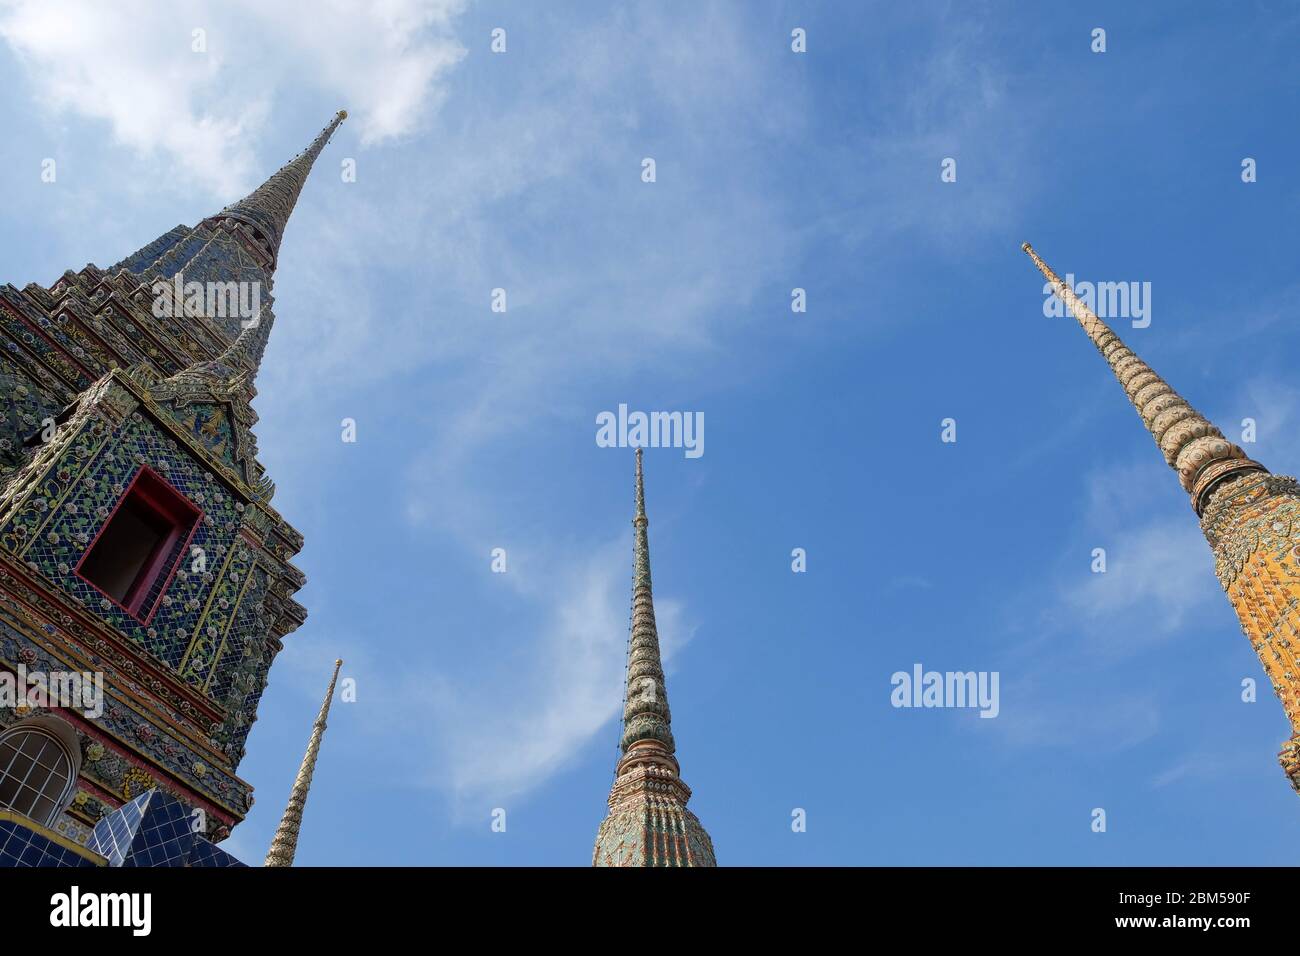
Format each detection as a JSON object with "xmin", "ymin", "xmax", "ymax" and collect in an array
[
  {"xmin": 4, "ymin": 410, "xmax": 261, "ymax": 696},
  {"xmin": 0, "ymin": 619, "xmax": 255, "ymax": 824},
  {"xmin": 0, "ymin": 352, "xmax": 61, "ymax": 468},
  {"xmin": 86, "ymin": 788, "xmax": 243, "ymax": 867},
  {"xmin": 87, "ymin": 790, "xmax": 148, "ymax": 866},
  {"xmin": 0, "ymin": 813, "xmax": 103, "ymax": 867},
  {"xmin": 185, "ymin": 833, "xmax": 247, "ymax": 868}
]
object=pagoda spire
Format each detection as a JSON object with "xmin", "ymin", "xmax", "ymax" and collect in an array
[
  {"xmin": 218, "ymin": 110, "xmax": 347, "ymax": 264},
  {"xmin": 1024, "ymin": 242, "xmax": 1300, "ymax": 796},
  {"xmin": 139, "ymin": 115, "xmax": 346, "ymax": 492},
  {"xmin": 1022, "ymin": 242, "xmax": 1266, "ymax": 514},
  {"xmin": 593, "ymin": 449, "xmax": 715, "ymax": 866},
  {"xmin": 113, "ymin": 109, "xmax": 346, "ymax": 306},
  {"xmin": 621, "ymin": 446, "xmax": 675, "ymax": 757},
  {"xmin": 264, "ymin": 658, "xmax": 343, "ymax": 867}
]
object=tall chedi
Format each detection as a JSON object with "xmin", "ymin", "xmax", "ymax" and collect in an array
[
  {"xmin": 0, "ymin": 111, "xmax": 343, "ymax": 864},
  {"xmin": 1024, "ymin": 242, "xmax": 1300, "ymax": 795},
  {"xmin": 593, "ymin": 449, "xmax": 716, "ymax": 866}
]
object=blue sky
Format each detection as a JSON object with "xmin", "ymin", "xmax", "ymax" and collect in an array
[{"xmin": 2, "ymin": 0, "xmax": 1300, "ymax": 864}]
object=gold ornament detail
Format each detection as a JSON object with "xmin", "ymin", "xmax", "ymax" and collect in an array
[{"xmin": 122, "ymin": 767, "xmax": 155, "ymax": 801}]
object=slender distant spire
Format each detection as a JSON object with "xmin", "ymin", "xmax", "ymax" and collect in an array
[
  {"xmin": 220, "ymin": 110, "xmax": 347, "ymax": 264},
  {"xmin": 593, "ymin": 450, "xmax": 715, "ymax": 866},
  {"xmin": 1022, "ymin": 242, "xmax": 1266, "ymax": 513},
  {"xmin": 621, "ymin": 447, "xmax": 674, "ymax": 757},
  {"xmin": 595, "ymin": 452, "xmax": 717, "ymax": 863},
  {"xmin": 264, "ymin": 658, "xmax": 342, "ymax": 867}
]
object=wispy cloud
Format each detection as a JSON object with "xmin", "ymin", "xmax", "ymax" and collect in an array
[
  {"xmin": 1148, "ymin": 751, "xmax": 1243, "ymax": 790},
  {"xmin": 1234, "ymin": 378, "xmax": 1300, "ymax": 465},
  {"xmin": 986, "ymin": 675, "xmax": 1163, "ymax": 752},
  {"xmin": 1060, "ymin": 505, "xmax": 1216, "ymax": 651},
  {"xmin": 0, "ymin": 0, "xmax": 466, "ymax": 194},
  {"xmin": 419, "ymin": 540, "xmax": 692, "ymax": 807}
]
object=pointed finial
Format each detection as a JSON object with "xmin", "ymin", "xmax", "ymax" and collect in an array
[
  {"xmin": 219, "ymin": 110, "xmax": 346, "ymax": 263},
  {"xmin": 620, "ymin": 447, "xmax": 673, "ymax": 758},
  {"xmin": 114, "ymin": 111, "xmax": 344, "ymax": 286},
  {"xmin": 264, "ymin": 658, "xmax": 343, "ymax": 867},
  {"xmin": 634, "ymin": 446, "xmax": 646, "ymax": 524},
  {"xmin": 1024, "ymin": 243, "xmax": 1265, "ymax": 512}
]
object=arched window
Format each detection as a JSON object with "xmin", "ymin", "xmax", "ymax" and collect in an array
[{"xmin": 0, "ymin": 724, "xmax": 77, "ymax": 827}]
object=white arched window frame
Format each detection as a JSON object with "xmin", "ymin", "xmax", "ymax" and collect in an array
[{"xmin": 0, "ymin": 721, "xmax": 79, "ymax": 827}]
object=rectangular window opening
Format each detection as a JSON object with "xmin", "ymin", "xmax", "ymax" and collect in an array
[{"xmin": 76, "ymin": 466, "xmax": 201, "ymax": 623}]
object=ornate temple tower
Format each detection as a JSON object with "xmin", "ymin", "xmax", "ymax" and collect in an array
[
  {"xmin": 593, "ymin": 449, "xmax": 716, "ymax": 866},
  {"xmin": 0, "ymin": 111, "xmax": 343, "ymax": 857},
  {"xmin": 1024, "ymin": 243, "xmax": 1300, "ymax": 794}
]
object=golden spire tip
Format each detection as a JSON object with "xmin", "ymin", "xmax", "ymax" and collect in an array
[{"xmin": 263, "ymin": 658, "xmax": 343, "ymax": 867}]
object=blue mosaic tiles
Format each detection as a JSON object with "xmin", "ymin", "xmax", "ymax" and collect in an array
[
  {"xmin": 183, "ymin": 833, "xmax": 246, "ymax": 868},
  {"xmin": 0, "ymin": 812, "xmax": 103, "ymax": 867},
  {"xmin": 87, "ymin": 788, "xmax": 245, "ymax": 868},
  {"xmin": 114, "ymin": 225, "xmax": 190, "ymax": 275}
]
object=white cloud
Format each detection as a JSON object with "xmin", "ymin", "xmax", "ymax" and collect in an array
[
  {"xmin": 1236, "ymin": 378, "xmax": 1300, "ymax": 464},
  {"xmin": 1042, "ymin": 457, "xmax": 1219, "ymax": 650},
  {"xmin": 0, "ymin": 0, "xmax": 466, "ymax": 194},
  {"xmin": 1062, "ymin": 513, "xmax": 1217, "ymax": 650},
  {"xmin": 420, "ymin": 540, "xmax": 692, "ymax": 805},
  {"xmin": 223, "ymin": 0, "xmax": 467, "ymax": 146}
]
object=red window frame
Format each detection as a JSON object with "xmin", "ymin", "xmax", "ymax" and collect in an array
[{"xmin": 74, "ymin": 465, "xmax": 202, "ymax": 624}]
